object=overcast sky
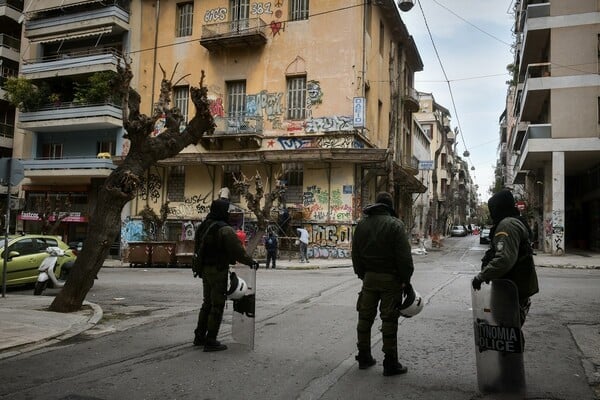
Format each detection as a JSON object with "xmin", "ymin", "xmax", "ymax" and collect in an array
[{"xmin": 400, "ymin": 0, "xmax": 515, "ymax": 202}]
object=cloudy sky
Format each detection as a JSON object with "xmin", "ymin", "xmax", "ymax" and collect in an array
[{"xmin": 400, "ymin": 0, "xmax": 516, "ymax": 201}]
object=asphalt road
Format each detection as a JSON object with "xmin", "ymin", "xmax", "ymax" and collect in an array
[{"xmin": 0, "ymin": 235, "xmax": 598, "ymax": 400}]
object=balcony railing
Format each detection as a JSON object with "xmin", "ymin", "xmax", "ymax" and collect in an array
[
  {"xmin": 514, "ymin": 123, "xmax": 551, "ymax": 174},
  {"xmin": 527, "ymin": 2, "xmax": 550, "ymax": 19},
  {"xmin": 25, "ymin": 4, "xmax": 129, "ymax": 32},
  {"xmin": 403, "ymin": 87, "xmax": 419, "ymax": 112},
  {"xmin": 21, "ymin": 157, "xmax": 116, "ymax": 171},
  {"xmin": 200, "ymin": 17, "xmax": 267, "ymax": 51},
  {"xmin": 0, "ymin": 0, "xmax": 23, "ymax": 11},
  {"xmin": 0, "ymin": 34, "xmax": 20, "ymax": 52},
  {"xmin": 21, "ymin": 48, "xmax": 122, "ymax": 77},
  {"xmin": 0, "ymin": 122, "xmax": 14, "ymax": 138},
  {"xmin": 213, "ymin": 114, "xmax": 263, "ymax": 134}
]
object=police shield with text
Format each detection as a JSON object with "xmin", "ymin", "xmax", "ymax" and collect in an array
[{"xmin": 471, "ymin": 189, "xmax": 539, "ymax": 395}]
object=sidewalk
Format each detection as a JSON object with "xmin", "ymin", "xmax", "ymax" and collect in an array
[{"xmin": 1, "ymin": 251, "xmax": 598, "ymax": 361}]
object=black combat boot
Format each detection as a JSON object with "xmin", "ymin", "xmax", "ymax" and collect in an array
[
  {"xmin": 355, "ymin": 351, "xmax": 377, "ymax": 369},
  {"xmin": 203, "ymin": 338, "xmax": 228, "ymax": 352},
  {"xmin": 383, "ymin": 354, "xmax": 408, "ymax": 376},
  {"xmin": 193, "ymin": 334, "xmax": 206, "ymax": 346}
]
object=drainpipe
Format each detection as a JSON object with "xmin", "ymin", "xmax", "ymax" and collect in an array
[{"xmin": 150, "ymin": 0, "xmax": 160, "ymax": 115}]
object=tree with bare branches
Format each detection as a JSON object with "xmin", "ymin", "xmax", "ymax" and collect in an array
[
  {"xmin": 49, "ymin": 62, "xmax": 215, "ymax": 312},
  {"xmin": 232, "ymin": 172, "xmax": 286, "ymax": 255},
  {"xmin": 36, "ymin": 195, "xmax": 72, "ymax": 235}
]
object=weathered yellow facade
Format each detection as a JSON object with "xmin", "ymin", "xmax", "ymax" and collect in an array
[{"xmin": 125, "ymin": 0, "xmax": 424, "ymax": 257}]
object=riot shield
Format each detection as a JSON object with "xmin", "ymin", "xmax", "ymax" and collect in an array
[
  {"xmin": 231, "ymin": 264, "xmax": 256, "ymax": 349},
  {"xmin": 471, "ymin": 279, "xmax": 526, "ymax": 396}
]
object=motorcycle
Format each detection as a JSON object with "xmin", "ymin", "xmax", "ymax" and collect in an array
[{"xmin": 34, "ymin": 246, "xmax": 75, "ymax": 296}]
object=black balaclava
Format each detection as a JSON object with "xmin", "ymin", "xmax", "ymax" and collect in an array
[
  {"xmin": 488, "ymin": 189, "xmax": 518, "ymax": 226},
  {"xmin": 206, "ymin": 199, "xmax": 230, "ymax": 223}
]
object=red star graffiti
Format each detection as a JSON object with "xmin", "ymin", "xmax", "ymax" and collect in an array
[{"xmin": 267, "ymin": 139, "xmax": 276, "ymax": 148}]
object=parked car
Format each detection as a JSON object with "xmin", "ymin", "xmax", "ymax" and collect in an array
[
  {"xmin": 0, "ymin": 234, "xmax": 77, "ymax": 288},
  {"xmin": 450, "ymin": 225, "xmax": 468, "ymax": 237},
  {"xmin": 480, "ymin": 228, "xmax": 492, "ymax": 245}
]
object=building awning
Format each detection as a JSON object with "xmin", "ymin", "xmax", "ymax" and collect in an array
[
  {"xmin": 26, "ymin": 0, "xmax": 105, "ymax": 15},
  {"xmin": 29, "ymin": 26, "xmax": 113, "ymax": 44},
  {"xmin": 394, "ymin": 164, "xmax": 427, "ymax": 193}
]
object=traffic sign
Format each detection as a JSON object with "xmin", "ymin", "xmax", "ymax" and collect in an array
[{"xmin": 0, "ymin": 158, "xmax": 24, "ymax": 187}]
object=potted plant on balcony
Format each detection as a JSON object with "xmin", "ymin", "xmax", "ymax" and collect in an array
[
  {"xmin": 49, "ymin": 93, "xmax": 61, "ymax": 107},
  {"xmin": 3, "ymin": 77, "xmax": 48, "ymax": 111}
]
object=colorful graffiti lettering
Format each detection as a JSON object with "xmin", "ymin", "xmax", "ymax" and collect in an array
[
  {"xmin": 278, "ymin": 137, "xmax": 311, "ymax": 150},
  {"xmin": 305, "ymin": 116, "xmax": 354, "ymax": 133},
  {"xmin": 209, "ymin": 98, "xmax": 224, "ymax": 117}
]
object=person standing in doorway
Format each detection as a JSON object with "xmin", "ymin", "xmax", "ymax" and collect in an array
[
  {"xmin": 265, "ymin": 232, "xmax": 278, "ymax": 269},
  {"xmin": 352, "ymin": 192, "xmax": 414, "ymax": 376},
  {"xmin": 296, "ymin": 227, "xmax": 309, "ymax": 263}
]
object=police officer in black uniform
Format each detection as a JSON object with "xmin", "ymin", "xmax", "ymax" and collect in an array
[
  {"xmin": 193, "ymin": 199, "xmax": 258, "ymax": 351},
  {"xmin": 472, "ymin": 189, "xmax": 539, "ymax": 326},
  {"xmin": 352, "ymin": 192, "xmax": 414, "ymax": 376}
]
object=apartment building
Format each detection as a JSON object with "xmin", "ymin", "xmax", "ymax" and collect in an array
[
  {"xmin": 507, "ymin": 0, "xmax": 600, "ymax": 253},
  {"xmin": 113, "ymin": 0, "xmax": 426, "ymax": 258},
  {"xmin": 414, "ymin": 92, "xmax": 456, "ymax": 238},
  {"xmin": 13, "ymin": 0, "xmax": 132, "ymax": 252},
  {"xmin": 0, "ymin": 0, "xmax": 21, "ymax": 160}
]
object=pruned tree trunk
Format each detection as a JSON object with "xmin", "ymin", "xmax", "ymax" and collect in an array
[
  {"xmin": 234, "ymin": 172, "xmax": 285, "ymax": 256},
  {"xmin": 50, "ymin": 63, "xmax": 215, "ymax": 312}
]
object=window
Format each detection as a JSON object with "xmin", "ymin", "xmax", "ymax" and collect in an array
[
  {"xmin": 282, "ymin": 163, "xmax": 303, "ymax": 187},
  {"xmin": 441, "ymin": 178, "xmax": 447, "ymax": 196},
  {"xmin": 176, "ymin": 2, "xmax": 193, "ymax": 37},
  {"xmin": 226, "ymin": 81, "xmax": 246, "ymax": 117},
  {"xmin": 287, "ymin": 76, "xmax": 306, "ymax": 120},
  {"xmin": 97, "ymin": 140, "xmax": 115, "ymax": 155},
  {"xmin": 167, "ymin": 166, "xmax": 185, "ymax": 202},
  {"xmin": 174, "ymin": 85, "xmax": 190, "ymax": 125},
  {"xmin": 289, "ymin": 0, "xmax": 309, "ymax": 21},
  {"xmin": 230, "ymin": 0, "xmax": 250, "ymax": 32},
  {"xmin": 42, "ymin": 143, "xmax": 63, "ymax": 159}
]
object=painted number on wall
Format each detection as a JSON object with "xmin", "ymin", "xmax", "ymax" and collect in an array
[
  {"xmin": 251, "ymin": 2, "xmax": 273, "ymax": 15},
  {"xmin": 205, "ymin": 8, "xmax": 227, "ymax": 22}
]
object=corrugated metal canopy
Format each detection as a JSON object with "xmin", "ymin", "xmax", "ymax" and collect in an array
[{"xmin": 29, "ymin": 26, "xmax": 113, "ymax": 43}]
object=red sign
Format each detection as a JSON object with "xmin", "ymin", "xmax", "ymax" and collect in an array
[
  {"xmin": 18, "ymin": 212, "xmax": 88, "ymax": 223},
  {"xmin": 516, "ymin": 201, "xmax": 526, "ymax": 211}
]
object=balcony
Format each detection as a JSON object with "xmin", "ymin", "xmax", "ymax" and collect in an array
[
  {"xmin": 200, "ymin": 114, "xmax": 263, "ymax": 151},
  {"xmin": 403, "ymin": 87, "xmax": 420, "ymax": 113},
  {"xmin": 0, "ymin": 0, "xmax": 22, "ymax": 21},
  {"xmin": 513, "ymin": 123, "xmax": 551, "ymax": 174},
  {"xmin": 200, "ymin": 18, "xmax": 267, "ymax": 51},
  {"xmin": 21, "ymin": 48, "xmax": 123, "ymax": 80},
  {"xmin": 527, "ymin": 2, "xmax": 550, "ymax": 19},
  {"xmin": 18, "ymin": 101, "xmax": 122, "ymax": 132},
  {"xmin": 0, "ymin": 34, "xmax": 20, "ymax": 62},
  {"xmin": 25, "ymin": 4, "xmax": 129, "ymax": 40},
  {"xmin": 519, "ymin": 62, "xmax": 551, "ymax": 121},
  {"xmin": 21, "ymin": 156, "xmax": 116, "ymax": 180}
]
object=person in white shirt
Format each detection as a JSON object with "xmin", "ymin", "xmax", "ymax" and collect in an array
[{"xmin": 296, "ymin": 227, "xmax": 309, "ymax": 263}]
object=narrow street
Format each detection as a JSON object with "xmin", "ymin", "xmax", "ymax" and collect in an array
[{"xmin": 0, "ymin": 235, "xmax": 598, "ymax": 400}]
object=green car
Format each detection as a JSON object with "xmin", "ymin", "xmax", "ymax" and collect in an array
[{"xmin": 0, "ymin": 234, "xmax": 77, "ymax": 287}]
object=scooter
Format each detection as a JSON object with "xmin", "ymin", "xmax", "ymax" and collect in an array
[{"xmin": 34, "ymin": 246, "xmax": 74, "ymax": 295}]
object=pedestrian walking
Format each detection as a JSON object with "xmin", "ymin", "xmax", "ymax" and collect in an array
[
  {"xmin": 296, "ymin": 227, "xmax": 309, "ymax": 263},
  {"xmin": 472, "ymin": 189, "xmax": 539, "ymax": 327},
  {"xmin": 352, "ymin": 192, "xmax": 414, "ymax": 376},
  {"xmin": 193, "ymin": 199, "xmax": 259, "ymax": 352},
  {"xmin": 265, "ymin": 232, "xmax": 278, "ymax": 269}
]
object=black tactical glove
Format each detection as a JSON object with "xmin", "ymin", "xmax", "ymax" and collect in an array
[
  {"xmin": 472, "ymin": 276, "xmax": 483, "ymax": 291},
  {"xmin": 250, "ymin": 260, "xmax": 260, "ymax": 270}
]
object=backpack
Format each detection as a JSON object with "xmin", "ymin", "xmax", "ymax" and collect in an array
[{"xmin": 192, "ymin": 221, "xmax": 220, "ymax": 278}]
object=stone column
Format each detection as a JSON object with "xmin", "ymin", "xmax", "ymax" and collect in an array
[{"xmin": 551, "ymin": 152, "xmax": 565, "ymax": 255}]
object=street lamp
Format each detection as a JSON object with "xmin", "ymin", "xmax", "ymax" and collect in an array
[{"xmin": 398, "ymin": 0, "xmax": 415, "ymax": 12}]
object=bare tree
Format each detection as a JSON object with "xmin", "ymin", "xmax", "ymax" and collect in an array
[
  {"xmin": 36, "ymin": 194, "xmax": 72, "ymax": 235},
  {"xmin": 49, "ymin": 62, "xmax": 214, "ymax": 312},
  {"xmin": 233, "ymin": 172, "xmax": 286, "ymax": 255}
]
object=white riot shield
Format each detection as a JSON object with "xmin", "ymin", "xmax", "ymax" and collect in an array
[
  {"xmin": 231, "ymin": 264, "xmax": 256, "ymax": 349},
  {"xmin": 471, "ymin": 279, "xmax": 526, "ymax": 396}
]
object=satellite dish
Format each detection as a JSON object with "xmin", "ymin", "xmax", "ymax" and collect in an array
[{"xmin": 398, "ymin": 0, "xmax": 414, "ymax": 12}]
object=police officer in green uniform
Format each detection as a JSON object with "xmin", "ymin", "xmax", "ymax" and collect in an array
[
  {"xmin": 472, "ymin": 189, "xmax": 539, "ymax": 326},
  {"xmin": 193, "ymin": 199, "xmax": 258, "ymax": 352},
  {"xmin": 352, "ymin": 192, "xmax": 414, "ymax": 376}
]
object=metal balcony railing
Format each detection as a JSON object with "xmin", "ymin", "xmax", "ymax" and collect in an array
[
  {"xmin": 21, "ymin": 157, "xmax": 116, "ymax": 171},
  {"xmin": 23, "ymin": 47, "xmax": 122, "ymax": 65},
  {"xmin": 0, "ymin": 34, "xmax": 20, "ymax": 52},
  {"xmin": 213, "ymin": 114, "xmax": 263, "ymax": 134},
  {"xmin": 202, "ymin": 17, "xmax": 267, "ymax": 39},
  {"xmin": 0, "ymin": 122, "xmax": 14, "ymax": 138}
]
